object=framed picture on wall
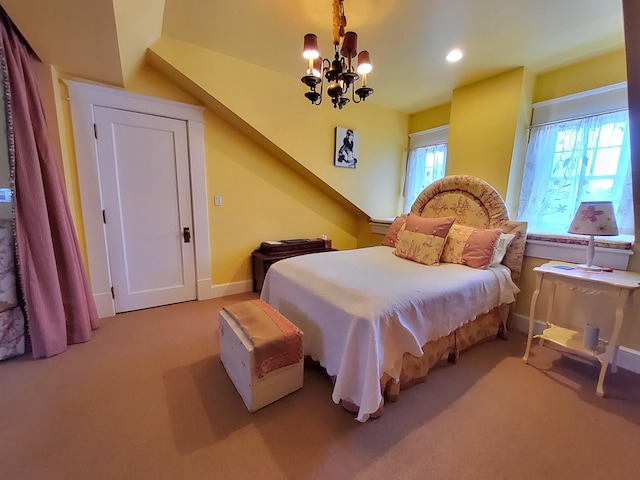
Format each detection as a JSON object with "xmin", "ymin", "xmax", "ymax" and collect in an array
[{"xmin": 334, "ymin": 127, "xmax": 359, "ymax": 168}]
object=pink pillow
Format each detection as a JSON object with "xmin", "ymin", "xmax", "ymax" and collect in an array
[
  {"xmin": 392, "ymin": 215, "xmax": 455, "ymax": 266},
  {"xmin": 440, "ymin": 224, "xmax": 502, "ymax": 269},
  {"xmin": 382, "ymin": 215, "xmax": 407, "ymax": 247},
  {"xmin": 404, "ymin": 214, "xmax": 456, "ymax": 237}
]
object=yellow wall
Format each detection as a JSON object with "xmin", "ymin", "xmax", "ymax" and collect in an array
[
  {"xmin": 112, "ymin": 0, "xmax": 164, "ymax": 85},
  {"xmin": 447, "ymin": 67, "xmax": 530, "ymax": 198},
  {"xmin": 147, "ymin": 37, "xmax": 408, "ymax": 219},
  {"xmin": 200, "ymin": 108, "xmax": 360, "ymax": 284},
  {"xmin": 408, "ymin": 103, "xmax": 451, "ymax": 134},
  {"xmin": 533, "ymin": 49, "xmax": 627, "ymax": 103},
  {"xmin": 55, "ymin": 64, "xmax": 362, "ymax": 286}
]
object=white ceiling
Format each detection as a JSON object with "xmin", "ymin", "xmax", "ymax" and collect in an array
[
  {"xmin": 1, "ymin": 0, "xmax": 627, "ymax": 115},
  {"xmin": 162, "ymin": 0, "xmax": 626, "ymax": 113}
]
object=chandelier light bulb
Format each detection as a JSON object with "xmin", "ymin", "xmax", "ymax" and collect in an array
[{"xmin": 312, "ymin": 57, "xmax": 323, "ymax": 77}]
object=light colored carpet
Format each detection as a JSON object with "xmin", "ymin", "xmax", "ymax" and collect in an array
[{"xmin": 1, "ymin": 292, "xmax": 639, "ymax": 480}]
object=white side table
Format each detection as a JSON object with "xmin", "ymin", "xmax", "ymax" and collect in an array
[{"xmin": 523, "ymin": 261, "xmax": 640, "ymax": 396}]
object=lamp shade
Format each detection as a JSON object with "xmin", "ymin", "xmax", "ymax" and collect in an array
[
  {"xmin": 356, "ymin": 50, "xmax": 372, "ymax": 74},
  {"xmin": 568, "ymin": 201, "xmax": 619, "ymax": 236},
  {"xmin": 303, "ymin": 34, "xmax": 319, "ymax": 59},
  {"xmin": 340, "ymin": 31, "xmax": 358, "ymax": 58}
]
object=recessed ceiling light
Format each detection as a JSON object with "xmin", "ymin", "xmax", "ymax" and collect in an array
[{"xmin": 446, "ymin": 49, "xmax": 463, "ymax": 62}]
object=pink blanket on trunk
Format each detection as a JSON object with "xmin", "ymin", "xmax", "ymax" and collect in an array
[{"xmin": 223, "ymin": 300, "xmax": 302, "ymax": 378}]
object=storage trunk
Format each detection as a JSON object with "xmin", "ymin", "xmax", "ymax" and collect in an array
[{"xmin": 219, "ymin": 305, "xmax": 303, "ymax": 412}]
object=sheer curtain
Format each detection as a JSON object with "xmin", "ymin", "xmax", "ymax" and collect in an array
[
  {"xmin": 403, "ymin": 144, "xmax": 447, "ymax": 213},
  {"xmin": 518, "ymin": 110, "xmax": 634, "ymax": 234},
  {"xmin": 0, "ymin": 8, "xmax": 99, "ymax": 358}
]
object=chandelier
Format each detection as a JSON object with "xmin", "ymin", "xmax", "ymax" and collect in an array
[{"xmin": 301, "ymin": 0, "xmax": 374, "ymax": 109}]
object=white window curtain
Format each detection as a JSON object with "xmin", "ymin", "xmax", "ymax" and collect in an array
[
  {"xmin": 403, "ymin": 143, "xmax": 447, "ymax": 213},
  {"xmin": 518, "ymin": 110, "xmax": 634, "ymax": 235}
]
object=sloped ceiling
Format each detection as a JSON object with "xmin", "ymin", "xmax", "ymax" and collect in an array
[{"xmin": 0, "ymin": 0, "xmax": 626, "ymax": 114}]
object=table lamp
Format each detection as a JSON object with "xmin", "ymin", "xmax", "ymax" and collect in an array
[{"xmin": 567, "ymin": 201, "xmax": 619, "ymax": 271}]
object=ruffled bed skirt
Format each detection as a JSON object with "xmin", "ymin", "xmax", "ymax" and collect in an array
[{"xmin": 333, "ymin": 303, "xmax": 510, "ymax": 418}]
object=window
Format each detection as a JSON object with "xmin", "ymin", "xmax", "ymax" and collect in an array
[
  {"xmin": 404, "ymin": 126, "xmax": 448, "ymax": 213},
  {"xmin": 518, "ymin": 95, "xmax": 634, "ymax": 236},
  {"xmin": 403, "ymin": 144, "xmax": 447, "ymax": 212}
]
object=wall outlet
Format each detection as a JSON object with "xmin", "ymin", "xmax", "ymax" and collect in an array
[{"xmin": 214, "ymin": 195, "xmax": 222, "ymax": 206}]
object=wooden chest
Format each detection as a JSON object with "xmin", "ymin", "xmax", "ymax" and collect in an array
[{"xmin": 219, "ymin": 300, "xmax": 303, "ymax": 412}]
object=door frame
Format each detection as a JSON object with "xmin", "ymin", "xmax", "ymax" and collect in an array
[{"xmin": 66, "ymin": 80, "xmax": 212, "ymax": 318}]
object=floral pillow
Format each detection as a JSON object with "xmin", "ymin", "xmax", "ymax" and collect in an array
[
  {"xmin": 392, "ymin": 215, "xmax": 455, "ymax": 265},
  {"xmin": 440, "ymin": 223, "xmax": 502, "ymax": 269},
  {"xmin": 381, "ymin": 214, "xmax": 407, "ymax": 247}
]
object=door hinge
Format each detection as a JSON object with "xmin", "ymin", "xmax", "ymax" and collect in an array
[
  {"xmin": 94, "ymin": 123, "xmax": 98, "ymax": 139},
  {"xmin": 102, "ymin": 209, "xmax": 106, "ymax": 224},
  {"xmin": 111, "ymin": 286, "xmax": 115, "ymax": 299}
]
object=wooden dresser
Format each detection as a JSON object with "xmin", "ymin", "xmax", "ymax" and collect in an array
[{"xmin": 252, "ymin": 239, "xmax": 336, "ymax": 292}]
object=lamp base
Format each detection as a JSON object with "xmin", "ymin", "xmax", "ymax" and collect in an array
[{"xmin": 575, "ymin": 263, "xmax": 603, "ymax": 272}]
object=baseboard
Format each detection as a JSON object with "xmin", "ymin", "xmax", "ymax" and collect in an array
[
  {"xmin": 94, "ymin": 292, "xmax": 115, "ymax": 318},
  {"xmin": 210, "ymin": 280, "xmax": 253, "ymax": 298},
  {"xmin": 197, "ymin": 278, "xmax": 214, "ymax": 300},
  {"xmin": 511, "ymin": 313, "xmax": 640, "ymax": 374}
]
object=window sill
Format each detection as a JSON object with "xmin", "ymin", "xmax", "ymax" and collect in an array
[
  {"xmin": 525, "ymin": 232, "xmax": 634, "ymax": 270},
  {"xmin": 369, "ymin": 218, "xmax": 394, "ymax": 235}
]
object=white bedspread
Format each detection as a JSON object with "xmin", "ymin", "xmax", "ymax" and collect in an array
[{"xmin": 260, "ymin": 246, "xmax": 519, "ymax": 421}]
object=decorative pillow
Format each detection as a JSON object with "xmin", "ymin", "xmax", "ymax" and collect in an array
[
  {"xmin": 403, "ymin": 214, "xmax": 456, "ymax": 236},
  {"xmin": 392, "ymin": 216, "xmax": 455, "ymax": 266},
  {"xmin": 440, "ymin": 224, "xmax": 502, "ymax": 269},
  {"xmin": 381, "ymin": 214, "xmax": 407, "ymax": 247},
  {"xmin": 490, "ymin": 233, "xmax": 516, "ymax": 267}
]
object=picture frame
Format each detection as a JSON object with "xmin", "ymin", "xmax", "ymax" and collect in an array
[{"xmin": 334, "ymin": 127, "xmax": 359, "ymax": 168}]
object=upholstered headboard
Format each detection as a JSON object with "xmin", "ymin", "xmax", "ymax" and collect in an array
[{"xmin": 410, "ymin": 175, "xmax": 527, "ymax": 285}]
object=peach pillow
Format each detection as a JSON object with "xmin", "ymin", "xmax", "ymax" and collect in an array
[
  {"xmin": 381, "ymin": 214, "xmax": 407, "ymax": 247},
  {"xmin": 392, "ymin": 216, "xmax": 455, "ymax": 266},
  {"xmin": 440, "ymin": 224, "xmax": 502, "ymax": 269},
  {"xmin": 403, "ymin": 214, "xmax": 455, "ymax": 236}
]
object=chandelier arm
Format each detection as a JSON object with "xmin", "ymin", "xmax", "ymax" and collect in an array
[
  {"xmin": 315, "ymin": 64, "xmax": 327, "ymax": 105},
  {"xmin": 351, "ymin": 84, "xmax": 361, "ymax": 104}
]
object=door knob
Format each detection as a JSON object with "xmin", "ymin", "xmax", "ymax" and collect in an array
[{"xmin": 183, "ymin": 227, "xmax": 191, "ymax": 243}]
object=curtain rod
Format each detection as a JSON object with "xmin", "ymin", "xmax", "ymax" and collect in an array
[{"xmin": 529, "ymin": 107, "xmax": 628, "ymax": 129}]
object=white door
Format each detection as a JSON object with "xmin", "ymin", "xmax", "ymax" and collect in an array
[{"xmin": 94, "ymin": 106, "xmax": 196, "ymax": 312}]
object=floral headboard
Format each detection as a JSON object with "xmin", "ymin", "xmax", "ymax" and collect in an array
[{"xmin": 410, "ymin": 175, "xmax": 527, "ymax": 285}]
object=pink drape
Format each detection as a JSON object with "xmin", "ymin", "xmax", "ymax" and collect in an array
[{"xmin": 0, "ymin": 10, "xmax": 99, "ymax": 358}]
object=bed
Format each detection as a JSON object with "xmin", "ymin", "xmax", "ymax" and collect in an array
[{"xmin": 260, "ymin": 175, "xmax": 527, "ymax": 421}]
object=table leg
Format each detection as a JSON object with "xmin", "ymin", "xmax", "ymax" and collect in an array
[
  {"xmin": 596, "ymin": 289, "xmax": 628, "ymax": 397},
  {"xmin": 523, "ymin": 272, "xmax": 543, "ymax": 363},
  {"xmin": 539, "ymin": 280, "xmax": 557, "ymax": 348}
]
